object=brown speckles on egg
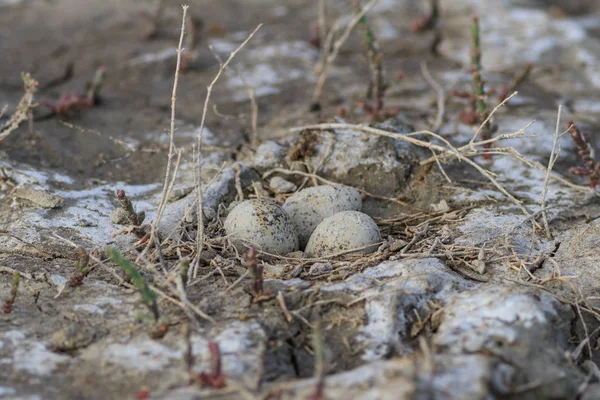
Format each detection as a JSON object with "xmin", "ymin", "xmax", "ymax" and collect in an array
[
  {"xmin": 305, "ymin": 211, "xmax": 380, "ymax": 258},
  {"xmin": 224, "ymin": 199, "xmax": 299, "ymax": 254},
  {"xmin": 283, "ymin": 185, "xmax": 361, "ymax": 249}
]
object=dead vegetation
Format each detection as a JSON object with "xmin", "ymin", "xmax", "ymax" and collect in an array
[
  {"xmin": 0, "ymin": 73, "xmax": 38, "ymax": 142},
  {"xmin": 2, "ymin": 1, "xmax": 600, "ymax": 398}
]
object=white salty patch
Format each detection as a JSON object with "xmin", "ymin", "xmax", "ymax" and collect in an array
[
  {"xmin": 225, "ymin": 41, "xmax": 317, "ymax": 101},
  {"xmin": 128, "ymin": 48, "xmax": 178, "ymax": 66},
  {"xmin": 1, "ymin": 331, "xmax": 69, "ymax": 376},
  {"xmin": 434, "ymin": 286, "xmax": 568, "ymax": 354},
  {"xmin": 95, "ymin": 339, "xmax": 181, "ymax": 371},
  {"xmin": 190, "ymin": 322, "xmax": 266, "ymax": 379},
  {"xmin": 0, "ymin": 386, "xmax": 16, "ymax": 396},
  {"xmin": 322, "ymin": 259, "xmax": 472, "ymax": 361},
  {"xmin": 1, "ymin": 177, "xmax": 160, "ymax": 255},
  {"xmin": 0, "ymin": 0, "xmax": 23, "ymax": 6},
  {"xmin": 12, "ymin": 342, "xmax": 70, "ymax": 375},
  {"xmin": 73, "ymin": 304, "xmax": 105, "ymax": 315}
]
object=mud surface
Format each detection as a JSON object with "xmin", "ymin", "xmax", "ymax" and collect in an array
[{"xmin": 3, "ymin": 0, "xmax": 600, "ymax": 399}]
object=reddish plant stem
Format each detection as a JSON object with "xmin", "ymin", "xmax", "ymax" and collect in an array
[
  {"xmin": 3, "ymin": 272, "xmax": 20, "ymax": 314},
  {"xmin": 498, "ymin": 62, "xmax": 533, "ymax": 103},
  {"xmin": 246, "ymin": 248, "xmax": 263, "ymax": 295},
  {"xmin": 197, "ymin": 341, "xmax": 227, "ymax": 388},
  {"xmin": 67, "ymin": 247, "xmax": 90, "ymax": 287},
  {"xmin": 567, "ymin": 120, "xmax": 600, "ymax": 188},
  {"xmin": 353, "ymin": 0, "xmax": 386, "ymax": 120},
  {"xmin": 410, "ymin": 0, "xmax": 440, "ymax": 32}
]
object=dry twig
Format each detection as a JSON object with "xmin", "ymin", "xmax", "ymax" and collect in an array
[
  {"xmin": 193, "ymin": 24, "xmax": 262, "ymax": 278},
  {"xmin": 312, "ymin": 0, "xmax": 379, "ymax": 102},
  {"xmin": 0, "ymin": 73, "xmax": 38, "ymax": 143},
  {"xmin": 539, "ymin": 105, "xmax": 563, "ymax": 239},
  {"xmin": 153, "ymin": 5, "xmax": 189, "ymax": 235},
  {"xmin": 290, "ymin": 122, "xmax": 534, "ymax": 221}
]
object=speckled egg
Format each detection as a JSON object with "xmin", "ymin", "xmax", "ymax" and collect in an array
[
  {"xmin": 224, "ymin": 199, "xmax": 299, "ymax": 254},
  {"xmin": 305, "ymin": 211, "xmax": 381, "ymax": 258},
  {"xmin": 283, "ymin": 185, "xmax": 361, "ymax": 249}
]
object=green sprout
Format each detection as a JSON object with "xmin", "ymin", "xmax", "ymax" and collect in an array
[{"xmin": 106, "ymin": 247, "xmax": 159, "ymax": 321}]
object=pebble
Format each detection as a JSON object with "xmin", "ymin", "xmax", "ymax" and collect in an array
[
  {"xmin": 269, "ymin": 176, "xmax": 297, "ymax": 194},
  {"xmin": 308, "ymin": 262, "xmax": 334, "ymax": 275},
  {"xmin": 14, "ymin": 186, "xmax": 64, "ymax": 209}
]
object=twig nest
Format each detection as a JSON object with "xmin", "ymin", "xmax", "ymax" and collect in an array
[
  {"xmin": 283, "ymin": 185, "xmax": 362, "ymax": 249},
  {"xmin": 224, "ymin": 199, "xmax": 299, "ymax": 255},
  {"xmin": 305, "ymin": 211, "xmax": 381, "ymax": 258}
]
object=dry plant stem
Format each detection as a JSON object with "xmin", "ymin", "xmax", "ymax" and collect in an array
[
  {"xmin": 540, "ymin": 105, "xmax": 563, "ymax": 239},
  {"xmin": 153, "ymin": 5, "xmax": 188, "ymax": 235},
  {"xmin": 183, "ymin": 324, "xmax": 194, "ymax": 373},
  {"xmin": 225, "ymin": 270, "xmax": 249, "ymax": 293},
  {"xmin": 354, "ymin": 0, "xmax": 385, "ymax": 116},
  {"xmin": 312, "ymin": 0, "xmax": 379, "ymax": 101},
  {"xmin": 499, "ymin": 63, "xmax": 532, "ymax": 102},
  {"xmin": 59, "ymin": 120, "xmax": 131, "ymax": 151},
  {"xmin": 254, "ymin": 241, "xmax": 383, "ymax": 262},
  {"xmin": 470, "ymin": 16, "xmax": 492, "ymax": 154},
  {"xmin": 152, "ymin": 0, "xmax": 166, "ymax": 30},
  {"xmin": 193, "ymin": 24, "xmax": 262, "ymax": 278},
  {"xmin": 470, "ymin": 91, "xmax": 518, "ymax": 146},
  {"xmin": 317, "ymin": 0, "xmax": 326, "ymax": 59},
  {"xmin": 316, "ymin": 18, "xmax": 343, "ymax": 75},
  {"xmin": 277, "ymin": 291, "xmax": 294, "ymax": 322},
  {"xmin": 311, "ymin": 322, "xmax": 326, "ymax": 400},
  {"xmin": 86, "ymin": 66, "xmax": 106, "ymax": 103},
  {"xmin": 208, "ymin": 44, "xmax": 261, "ymax": 148},
  {"xmin": 174, "ymin": 265, "xmax": 214, "ymax": 324},
  {"xmin": 0, "ymin": 266, "xmax": 35, "ymax": 281},
  {"xmin": 290, "ymin": 123, "xmax": 533, "ymax": 220},
  {"xmin": 420, "ymin": 61, "xmax": 445, "ymax": 132},
  {"xmin": 411, "ymin": 0, "xmax": 440, "ymax": 32},
  {"xmin": 249, "ymin": 86, "xmax": 259, "ymax": 148},
  {"xmin": 0, "ymin": 73, "xmax": 38, "ymax": 142},
  {"xmin": 51, "ymin": 233, "xmax": 213, "ymax": 323}
]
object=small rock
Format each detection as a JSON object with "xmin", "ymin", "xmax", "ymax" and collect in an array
[
  {"xmin": 14, "ymin": 186, "xmax": 64, "ymax": 209},
  {"xmin": 303, "ymin": 126, "xmax": 426, "ymax": 198},
  {"xmin": 263, "ymin": 263, "xmax": 287, "ymax": 278},
  {"xmin": 286, "ymin": 250, "xmax": 305, "ymax": 259},
  {"xmin": 227, "ymin": 200, "xmax": 241, "ymax": 213},
  {"xmin": 431, "ymin": 199, "xmax": 450, "ymax": 213},
  {"xmin": 50, "ymin": 324, "xmax": 96, "ymax": 352},
  {"xmin": 305, "ymin": 211, "xmax": 381, "ymax": 258},
  {"xmin": 168, "ymin": 186, "xmax": 194, "ymax": 202},
  {"xmin": 283, "ymin": 185, "xmax": 362, "ymax": 249},
  {"xmin": 252, "ymin": 141, "xmax": 287, "ymax": 172},
  {"xmin": 308, "ymin": 262, "xmax": 333, "ymax": 275},
  {"xmin": 224, "ymin": 199, "xmax": 299, "ymax": 254},
  {"xmin": 110, "ymin": 208, "xmax": 129, "ymax": 225},
  {"xmin": 469, "ymin": 260, "xmax": 486, "ymax": 275},
  {"xmin": 269, "ymin": 176, "xmax": 297, "ymax": 194},
  {"xmin": 202, "ymin": 206, "xmax": 216, "ymax": 221},
  {"xmin": 156, "ymin": 163, "xmax": 260, "ymax": 240},
  {"xmin": 389, "ymin": 239, "xmax": 409, "ymax": 252}
]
